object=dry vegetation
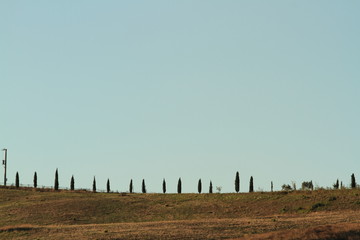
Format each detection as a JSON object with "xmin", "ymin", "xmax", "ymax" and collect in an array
[{"xmin": 1, "ymin": 187, "xmax": 360, "ymax": 239}]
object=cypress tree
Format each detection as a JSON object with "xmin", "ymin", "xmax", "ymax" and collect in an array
[
  {"xmin": 54, "ymin": 169, "xmax": 59, "ymax": 191},
  {"xmin": 209, "ymin": 181, "xmax": 213, "ymax": 193},
  {"xmin": 34, "ymin": 172, "xmax": 37, "ymax": 188},
  {"xmin": 235, "ymin": 171, "xmax": 240, "ymax": 193},
  {"xmin": 142, "ymin": 179, "xmax": 146, "ymax": 193},
  {"xmin": 107, "ymin": 179, "xmax": 110, "ymax": 193},
  {"xmin": 351, "ymin": 173, "xmax": 356, "ymax": 189},
  {"xmin": 198, "ymin": 179, "xmax": 202, "ymax": 194},
  {"xmin": 177, "ymin": 178, "xmax": 182, "ymax": 194},
  {"xmin": 249, "ymin": 176, "xmax": 254, "ymax": 193},
  {"xmin": 70, "ymin": 175, "xmax": 75, "ymax": 191},
  {"xmin": 129, "ymin": 179, "xmax": 133, "ymax": 193},
  {"xmin": 93, "ymin": 177, "xmax": 96, "ymax": 193},
  {"xmin": 271, "ymin": 181, "xmax": 273, "ymax": 192},
  {"xmin": 333, "ymin": 180, "xmax": 338, "ymax": 189},
  {"xmin": 162, "ymin": 178, "xmax": 166, "ymax": 194},
  {"xmin": 15, "ymin": 172, "xmax": 19, "ymax": 188}
]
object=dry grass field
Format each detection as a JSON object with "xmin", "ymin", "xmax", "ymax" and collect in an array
[{"xmin": 1, "ymin": 187, "xmax": 360, "ymax": 239}]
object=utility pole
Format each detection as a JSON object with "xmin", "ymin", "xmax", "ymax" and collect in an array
[{"xmin": 2, "ymin": 148, "xmax": 7, "ymax": 186}]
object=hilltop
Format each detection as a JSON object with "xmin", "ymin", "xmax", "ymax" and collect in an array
[{"xmin": 1, "ymin": 187, "xmax": 360, "ymax": 239}]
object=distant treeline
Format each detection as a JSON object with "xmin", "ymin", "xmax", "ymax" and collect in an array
[{"xmin": 5, "ymin": 170, "xmax": 359, "ymax": 194}]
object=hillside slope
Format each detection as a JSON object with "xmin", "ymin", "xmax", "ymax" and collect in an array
[{"xmin": 1, "ymin": 187, "xmax": 360, "ymax": 239}]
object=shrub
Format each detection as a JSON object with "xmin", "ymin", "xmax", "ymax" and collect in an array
[
  {"xmin": 311, "ymin": 202, "xmax": 326, "ymax": 211},
  {"xmin": 281, "ymin": 184, "xmax": 292, "ymax": 191},
  {"xmin": 301, "ymin": 181, "xmax": 313, "ymax": 191},
  {"xmin": 333, "ymin": 179, "xmax": 339, "ymax": 189},
  {"xmin": 328, "ymin": 196, "xmax": 337, "ymax": 201}
]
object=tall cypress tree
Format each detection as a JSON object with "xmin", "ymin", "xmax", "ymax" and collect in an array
[
  {"xmin": 271, "ymin": 181, "xmax": 273, "ymax": 192},
  {"xmin": 235, "ymin": 171, "xmax": 240, "ymax": 193},
  {"xmin": 33, "ymin": 172, "xmax": 37, "ymax": 188},
  {"xmin": 129, "ymin": 179, "xmax": 133, "ymax": 193},
  {"xmin": 15, "ymin": 172, "xmax": 19, "ymax": 188},
  {"xmin": 249, "ymin": 176, "xmax": 254, "ymax": 193},
  {"xmin": 198, "ymin": 179, "xmax": 202, "ymax": 194},
  {"xmin": 142, "ymin": 179, "xmax": 146, "ymax": 193},
  {"xmin": 107, "ymin": 179, "xmax": 110, "ymax": 193},
  {"xmin": 177, "ymin": 178, "xmax": 182, "ymax": 194},
  {"xmin": 351, "ymin": 173, "xmax": 356, "ymax": 189},
  {"xmin": 70, "ymin": 175, "xmax": 75, "ymax": 191},
  {"xmin": 209, "ymin": 181, "xmax": 213, "ymax": 193},
  {"xmin": 162, "ymin": 179, "xmax": 166, "ymax": 194},
  {"xmin": 54, "ymin": 169, "xmax": 59, "ymax": 191},
  {"xmin": 93, "ymin": 177, "xmax": 96, "ymax": 193}
]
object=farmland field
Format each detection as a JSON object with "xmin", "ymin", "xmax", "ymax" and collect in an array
[{"xmin": 1, "ymin": 187, "xmax": 360, "ymax": 239}]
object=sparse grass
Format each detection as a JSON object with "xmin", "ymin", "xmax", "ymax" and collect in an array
[{"xmin": 0, "ymin": 187, "xmax": 360, "ymax": 239}]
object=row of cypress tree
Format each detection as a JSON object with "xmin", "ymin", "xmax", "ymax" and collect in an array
[{"xmin": 11, "ymin": 170, "xmax": 358, "ymax": 193}]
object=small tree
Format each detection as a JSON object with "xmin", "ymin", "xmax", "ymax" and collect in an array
[
  {"xmin": 15, "ymin": 172, "xmax": 19, "ymax": 188},
  {"xmin": 107, "ymin": 179, "xmax": 110, "ymax": 193},
  {"xmin": 54, "ymin": 169, "xmax": 59, "ymax": 191},
  {"xmin": 249, "ymin": 176, "xmax": 254, "ymax": 192},
  {"xmin": 162, "ymin": 179, "xmax": 166, "ymax": 194},
  {"xmin": 70, "ymin": 175, "xmax": 75, "ymax": 191},
  {"xmin": 271, "ymin": 181, "xmax": 273, "ymax": 192},
  {"xmin": 33, "ymin": 172, "xmax": 37, "ymax": 188},
  {"xmin": 129, "ymin": 179, "xmax": 133, "ymax": 193},
  {"xmin": 235, "ymin": 171, "xmax": 240, "ymax": 193},
  {"xmin": 209, "ymin": 181, "xmax": 213, "ymax": 193},
  {"xmin": 301, "ymin": 181, "xmax": 313, "ymax": 191},
  {"xmin": 142, "ymin": 179, "xmax": 146, "ymax": 193},
  {"xmin": 93, "ymin": 177, "xmax": 96, "ymax": 193},
  {"xmin": 333, "ymin": 179, "xmax": 339, "ymax": 189},
  {"xmin": 351, "ymin": 173, "xmax": 356, "ymax": 189},
  {"xmin": 177, "ymin": 178, "xmax": 182, "ymax": 194},
  {"xmin": 198, "ymin": 179, "xmax": 202, "ymax": 194},
  {"xmin": 282, "ymin": 184, "xmax": 292, "ymax": 191}
]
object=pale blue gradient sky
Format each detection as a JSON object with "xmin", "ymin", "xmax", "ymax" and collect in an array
[{"xmin": 1, "ymin": 1, "xmax": 359, "ymax": 193}]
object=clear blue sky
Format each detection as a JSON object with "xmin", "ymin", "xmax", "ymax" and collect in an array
[{"xmin": 1, "ymin": 1, "xmax": 359, "ymax": 193}]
